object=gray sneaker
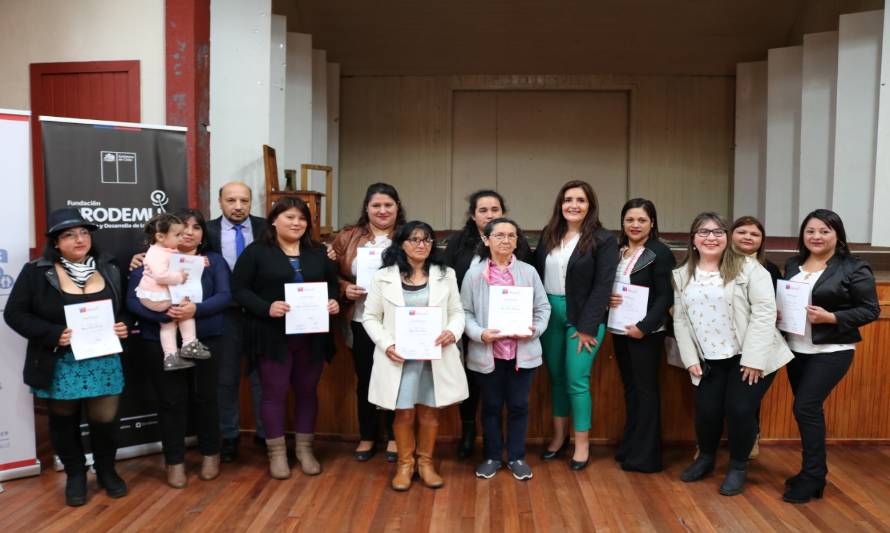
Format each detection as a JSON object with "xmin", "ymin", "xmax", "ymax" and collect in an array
[
  {"xmin": 507, "ymin": 460, "xmax": 533, "ymax": 480},
  {"xmin": 475, "ymin": 459, "xmax": 502, "ymax": 479},
  {"xmin": 180, "ymin": 340, "xmax": 211, "ymax": 360},
  {"xmin": 163, "ymin": 352, "xmax": 195, "ymax": 371}
]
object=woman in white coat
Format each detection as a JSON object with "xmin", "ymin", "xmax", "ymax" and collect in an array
[
  {"xmin": 363, "ymin": 220, "xmax": 468, "ymax": 491},
  {"xmin": 672, "ymin": 212, "xmax": 792, "ymax": 497}
]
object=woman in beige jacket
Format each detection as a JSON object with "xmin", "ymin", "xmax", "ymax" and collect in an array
[
  {"xmin": 672, "ymin": 212, "xmax": 792, "ymax": 497},
  {"xmin": 363, "ymin": 221, "xmax": 468, "ymax": 491}
]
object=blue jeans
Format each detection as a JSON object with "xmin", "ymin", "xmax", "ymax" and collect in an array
[
  {"xmin": 473, "ymin": 359, "xmax": 536, "ymax": 462},
  {"xmin": 217, "ymin": 307, "xmax": 265, "ymax": 440}
]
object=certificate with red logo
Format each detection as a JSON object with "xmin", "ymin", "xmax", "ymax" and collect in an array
[
  {"xmin": 395, "ymin": 306, "xmax": 442, "ymax": 360},
  {"xmin": 63, "ymin": 299, "xmax": 122, "ymax": 360},
  {"xmin": 607, "ymin": 282, "xmax": 649, "ymax": 335},
  {"xmin": 777, "ymin": 280, "xmax": 809, "ymax": 336},
  {"xmin": 284, "ymin": 282, "xmax": 330, "ymax": 334},
  {"xmin": 488, "ymin": 286, "xmax": 534, "ymax": 337}
]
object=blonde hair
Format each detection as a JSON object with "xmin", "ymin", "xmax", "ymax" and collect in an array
[{"xmin": 679, "ymin": 212, "xmax": 744, "ymax": 286}]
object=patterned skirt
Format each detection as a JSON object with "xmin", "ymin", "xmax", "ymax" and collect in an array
[{"xmin": 32, "ymin": 351, "xmax": 124, "ymax": 399}]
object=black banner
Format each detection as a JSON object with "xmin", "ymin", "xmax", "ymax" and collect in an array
[{"xmin": 41, "ymin": 118, "xmax": 188, "ymax": 455}]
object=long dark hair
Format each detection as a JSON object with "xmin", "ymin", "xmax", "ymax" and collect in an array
[
  {"xmin": 353, "ymin": 182, "xmax": 406, "ymax": 229},
  {"xmin": 175, "ymin": 208, "xmax": 210, "ymax": 254},
  {"xmin": 458, "ymin": 190, "xmax": 507, "ymax": 250},
  {"xmin": 476, "ymin": 217, "xmax": 524, "ymax": 260},
  {"xmin": 540, "ymin": 180, "xmax": 602, "ymax": 254},
  {"xmin": 381, "ymin": 220, "xmax": 446, "ymax": 277},
  {"xmin": 796, "ymin": 209, "xmax": 850, "ymax": 260},
  {"xmin": 43, "ymin": 227, "xmax": 102, "ymax": 263},
  {"xmin": 261, "ymin": 197, "xmax": 318, "ymax": 250},
  {"xmin": 731, "ymin": 215, "xmax": 768, "ymax": 265},
  {"xmin": 678, "ymin": 212, "xmax": 744, "ymax": 286},
  {"xmin": 618, "ymin": 197, "xmax": 659, "ymax": 247}
]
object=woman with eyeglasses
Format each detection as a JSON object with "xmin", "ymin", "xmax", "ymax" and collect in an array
[
  {"xmin": 460, "ymin": 217, "xmax": 550, "ymax": 481},
  {"xmin": 533, "ymin": 180, "xmax": 619, "ymax": 470},
  {"xmin": 780, "ymin": 209, "xmax": 878, "ymax": 503},
  {"xmin": 442, "ymin": 190, "xmax": 533, "ymax": 459},
  {"xmin": 608, "ymin": 198, "xmax": 675, "ymax": 473},
  {"xmin": 363, "ymin": 221, "xmax": 468, "ymax": 491},
  {"xmin": 672, "ymin": 212, "xmax": 792, "ymax": 496}
]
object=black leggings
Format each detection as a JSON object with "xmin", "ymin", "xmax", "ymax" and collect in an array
[
  {"xmin": 787, "ymin": 350, "xmax": 854, "ymax": 480},
  {"xmin": 695, "ymin": 355, "xmax": 775, "ymax": 466},
  {"xmin": 351, "ymin": 321, "xmax": 394, "ymax": 442},
  {"xmin": 48, "ymin": 395, "xmax": 120, "ymax": 474}
]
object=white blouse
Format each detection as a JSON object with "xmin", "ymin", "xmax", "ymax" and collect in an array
[
  {"xmin": 785, "ymin": 269, "xmax": 855, "ymax": 354},
  {"xmin": 683, "ymin": 268, "xmax": 740, "ymax": 360},
  {"xmin": 543, "ymin": 233, "xmax": 579, "ymax": 295}
]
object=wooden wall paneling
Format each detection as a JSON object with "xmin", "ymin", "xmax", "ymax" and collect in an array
[
  {"xmin": 326, "ymin": 62, "xmax": 340, "ymax": 229},
  {"xmin": 764, "ymin": 46, "xmax": 803, "ymax": 237},
  {"xmin": 284, "ymin": 32, "xmax": 312, "ymax": 189},
  {"xmin": 833, "ymin": 10, "xmax": 883, "ymax": 243},
  {"xmin": 799, "ymin": 31, "xmax": 838, "ymax": 222},
  {"xmin": 871, "ymin": 8, "xmax": 890, "ymax": 247},
  {"xmin": 733, "ymin": 61, "xmax": 768, "ymax": 221},
  {"xmin": 450, "ymin": 91, "xmax": 497, "ymax": 229}
]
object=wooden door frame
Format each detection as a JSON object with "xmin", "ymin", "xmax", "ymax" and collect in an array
[{"xmin": 28, "ymin": 60, "xmax": 140, "ymax": 252}]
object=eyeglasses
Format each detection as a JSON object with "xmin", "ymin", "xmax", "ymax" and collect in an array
[
  {"xmin": 58, "ymin": 229, "xmax": 91, "ymax": 240},
  {"xmin": 694, "ymin": 229, "xmax": 726, "ymax": 238},
  {"xmin": 488, "ymin": 233, "xmax": 518, "ymax": 242},
  {"xmin": 406, "ymin": 237, "xmax": 433, "ymax": 247}
]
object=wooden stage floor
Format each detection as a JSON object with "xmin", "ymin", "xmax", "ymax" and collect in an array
[{"xmin": 2, "ymin": 436, "xmax": 890, "ymax": 532}]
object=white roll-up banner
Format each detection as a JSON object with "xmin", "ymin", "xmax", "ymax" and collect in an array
[{"xmin": 0, "ymin": 109, "xmax": 40, "ymax": 481}]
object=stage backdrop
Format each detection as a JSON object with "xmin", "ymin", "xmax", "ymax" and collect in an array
[
  {"xmin": 40, "ymin": 116, "xmax": 188, "ymax": 460},
  {"xmin": 0, "ymin": 109, "xmax": 40, "ymax": 481}
]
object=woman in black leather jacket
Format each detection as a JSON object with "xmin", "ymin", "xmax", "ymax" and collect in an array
[{"xmin": 781, "ymin": 209, "xmax": 879, "ymax": 504}]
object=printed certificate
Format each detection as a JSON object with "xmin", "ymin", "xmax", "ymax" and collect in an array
[
  {"xmin": 284, "ymin": 282, "xmax": 330, "ymax": 334},
  {"xmin": 487, "ymin": 286, "xmax": 534, "ymax": 336},
  {"xmin": 63, "ymin": 299, "xmax": 122, "ymax": 360},
  {"xmin": 168, "ymin": 253, "xmax": 205, "ymax": 304},
  {"xmin": 777, "ymin": 280, "xmax": 810, "ymax": 336},
  {"xmin": 355, "ymin": 247, "xmax": 384, "ymax": 290},
  {"xmin": 607, "ymin": 282, "xmax": 650, "ymax": 334},
  {"xmin": 395, "ymin": 306, "xmax": 442, "ymax": 360}
]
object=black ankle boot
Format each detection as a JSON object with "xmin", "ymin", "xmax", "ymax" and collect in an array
[
  {"xmin": 457, "ymin": 421, "xmax": 476, "ymax": 459},
  {"xmin": 680, "ymin": 453, "xmax": 715, "ymax": 482},
  {"xmin": 783, "ymin": 476, "xmax": 826, "ymax": 504},
  {"xmin": 90, "ymin": 421, "xmax": 127, "ymax": 498},
  {"xmin": 719, "ymin": 463, "xmax": 747, "ymax": 496},
  {"xmin": 785, "ymin": 471, "xmax": 803, "ymax": 487},
  {"xmin": 49, "ymin": 413, "xmax": 88, "ymax": 506}
]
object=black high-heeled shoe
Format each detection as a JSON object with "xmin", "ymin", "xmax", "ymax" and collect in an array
[
  {"xmin": 569, "ymin": 457, "xmax": 589, "ymax": 471},
  {"xmin": 783, "ymin": 477, "xmax": 826, "ymax": 504},
  {"xmin": 540, "ymin": 438, "xmax": 569, "ymax": 461},
  {"xmin": 353, "ymin": 443, "xmax": 378, "ymax": 462}
]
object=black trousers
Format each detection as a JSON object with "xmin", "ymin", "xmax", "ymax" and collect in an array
[
  {"xmin": 695, "ymin": 354, "xmax": 775, "ymax": 465},
  {"xmin": 787, "ymin": 349, "xmax": 853, "ymax": 481},
  {"xmin": 459, "ymin": 336, "xmax": 481, "ymax": 425},
  {"xmin": 149, "ymin": 336, "xmax": 222, "ymax": 464},
  {"xmin": 613, "ymin": 332, "xmax": 663, "ymax": 471},
  {"xmin": 473, "ymin": 360, "xmax": 536, "ymax": 462},
  {"xmin": 351, "ymin": 321, "xmax": 394, "ymax": 442}
]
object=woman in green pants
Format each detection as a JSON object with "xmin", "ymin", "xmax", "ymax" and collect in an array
[{"xmin": 533, "ymin": 180, "xmax": 619, "ymax": 470}]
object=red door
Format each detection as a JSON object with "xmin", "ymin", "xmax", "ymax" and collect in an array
[{"xmin": 29, "ymin": 60, "xmax": 140, "ymax": 251}]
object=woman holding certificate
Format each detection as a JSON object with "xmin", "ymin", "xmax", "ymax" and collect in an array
[
  {"xmin": 443, "ymin": 190, "xmax": 533, "ymax": 459},
  {"xmin": 330, "ymin": 182, "xmax": 405, "ymax": 462},
  {"xmin": 363, "ymin": 221, "xmax": 468, "ymax": 491},
  {"xmin": 460, "ymin": 217, "xmax": 550, "ymax": 480},
  {"xmin": 231, "ymin": 198, "xmax": 340, "ymax": 479},
  {"xmin": 533, "ymin": 180, "xmax": 618, "ymax": 470},
  {"xmin": 607, "ymin": 198, "xmax": 675, "ymax": 473},
  {"xmin": 126, "ymin": 209, "xmax": 230, "ymax": 487},
  {"xmin": 4, "ymin": 208, "xmax": 129, "ymax": 506},
  {"xmin": 780, "ymin": 209, "xmax": 879, "ymax": 504},
  {"xmin": 672, "ymin": 212, "xmax": 792, "ymax": 496}
]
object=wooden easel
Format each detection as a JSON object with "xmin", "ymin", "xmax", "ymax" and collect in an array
[{"xmin": 262, "ymin": 145, "xmax": 333, "ymax": 240}]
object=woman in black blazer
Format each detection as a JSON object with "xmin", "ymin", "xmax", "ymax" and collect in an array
[
  {"xmin": 442, "ymin": 189, "xmax": 532, "ymax": 458},
  {"xmin": 781, "ymin": 209, "xmax": 879, "ymax": 503},
  {"xmin": 231, "ymin": 198, "xmax": 340, "ymax": 479},
  {"xmin": 533, "ymin": 180, "xmax": 618, "ymax": 470},
  {"xmin": 608, "ymin": 198, "xmax": 675, "ymax": 473}
]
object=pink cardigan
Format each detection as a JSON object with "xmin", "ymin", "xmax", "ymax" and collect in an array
[{"xmin": 137, "ymin": 244, "xmax": 185, "ymax": 293}]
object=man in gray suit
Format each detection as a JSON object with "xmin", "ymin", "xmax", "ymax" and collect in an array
[{"xmin": 206, "ymin": 182, "xmax": 267, "ymax": 462}]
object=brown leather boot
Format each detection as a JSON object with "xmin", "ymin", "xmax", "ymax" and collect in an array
[
  {"xmin": 416, "ymin": 406, "xmax": 443, "ymax": 489},
  {"xmin": 391, "ymin": 417, "xmax": 416, "ymax": 491},
  {"xmin": 200, "ymin": 454, "xmax": 220, "ymax": 481},
  {"xmin": 295, "ymin": 433, "xmax": 321, "ymax": 476},
  {"xmin": 266, "ymin": 436, "xmax": 291, "ymax": 479}
]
